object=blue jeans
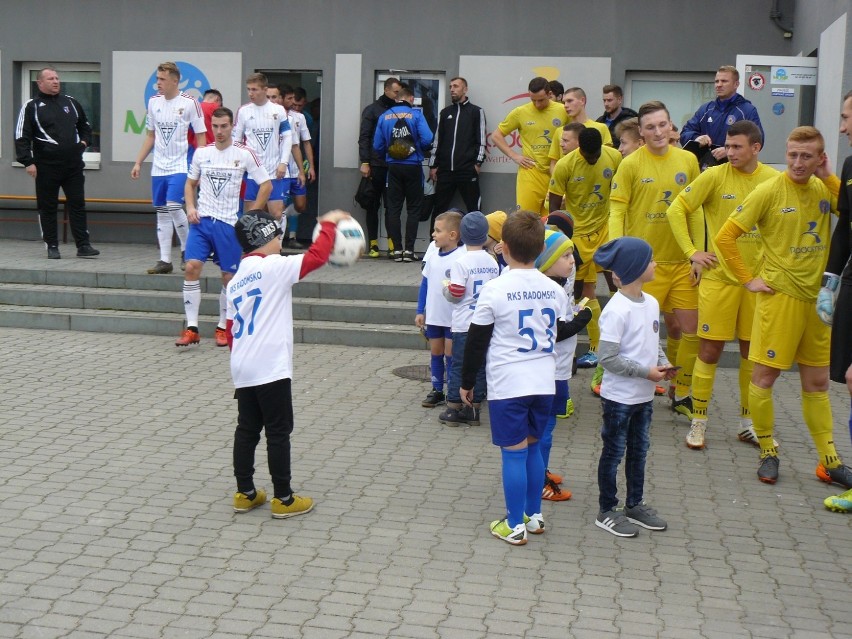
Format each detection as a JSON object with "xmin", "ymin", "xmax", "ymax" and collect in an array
[
  {"xmin": 597, "ymin": 398, "xmax": 653, "ymax": 513},
  {"xmin": 447, "ymin": 331, "xmax": 486, "ymax": 404}
]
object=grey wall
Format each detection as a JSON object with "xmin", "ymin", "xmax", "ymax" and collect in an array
[{"xmin": 0, "ymin": 0, "xmax": 825, "ymax": 243}]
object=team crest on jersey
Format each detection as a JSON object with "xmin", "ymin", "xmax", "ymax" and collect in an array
[
  {"xmin": 603, "ymin": 168, "xmax": 613, "ymax": 179},
  {"xmin": 726, "ymin": 115, "xmax": 736, "ymax": 125},
  {"xmin": 640, "ymin": 177, "xmax": 655, "ymax": 184},
  {"xmin": 674, "ymin": 172, "xmax": 687, "ymax": 185},
  {"xmin": 158, "ymin": 122, "xmax": 178, "ymax": 144},
  {"xmin": 819, "ymin": 199, "xmax": 830, "ymax": 214},
  {"xmin": 253, "ymin": 129, "xmax": 273, "ymax": 151},
  {"xmin": 178, "ymin": 108, "xmax": 184, "ymax": 116},
  {"xmin": 445, "ymin": 268, "xmax": 452, "ymax": 278},
  {"xmin": 206, "ymin": 171, "xmax": 231, "ymax": 197},
  {"xmin": 552, "ymin": 118, "xmax": 561, "ymax": 126},
  {"xmin": 653, "ymin": 320, "xmax": 659, "ymax": 333},
  {"xmin": 722, "ymin": 194, "xmax": 736, "ymax": 199}
]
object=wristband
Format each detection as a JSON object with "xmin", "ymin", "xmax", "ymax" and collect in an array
[{"xmin": 822, "ymin": 272, "xmax": 840, "ymax": 291}]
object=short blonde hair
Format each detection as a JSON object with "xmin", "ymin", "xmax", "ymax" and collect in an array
[
  {"xmin": 788, "ymin": 126, "xmax": 824, "ymax": 154},
  {"xmin": 157, "ymin": 62, "xmax": 180, "ymax": 81}
]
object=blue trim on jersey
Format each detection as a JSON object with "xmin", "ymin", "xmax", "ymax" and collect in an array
[
  {"xmin": 185, "ymin": 217, "xmax": 242, "ymax": 273},
  {"xmin": 244, "ymin": 177, "xmax": 286, "ymax": 202},
  {"xmin": 417, "ymin": 276, "xmax": 428, "ymax": 314},
  {"xmin": 152, "ymin": 174, "xmax": 187, "ymax": 207}
]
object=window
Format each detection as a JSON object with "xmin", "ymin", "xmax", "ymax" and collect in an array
[
  {"xmin": 19, "ymin": 62, "xmax": 101, "ymax": 168},
  {"xmin": 625, "ymin": 72, "xmax": 714, "ymax": 132},
  {"xmin": 376, "ymin": 72, "xmax": 445, "ymax": 134}
]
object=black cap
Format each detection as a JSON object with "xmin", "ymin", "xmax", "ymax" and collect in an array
[{"xmin": 234, "ymin": 210, "xmax": 282, "ymax": 253}]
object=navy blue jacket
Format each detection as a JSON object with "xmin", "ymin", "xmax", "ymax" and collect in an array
[
  {"xmin": 373, "ymin": 103, "xmax": 434, "ymax": 165},
  {"xmin": 680, "ymin": 93, "xmax": 763, "ymax": 147}
]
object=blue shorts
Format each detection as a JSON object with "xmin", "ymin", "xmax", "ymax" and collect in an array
[
  {"xmin": 185, "ymin": 217, "xmax": 242, "ymax": 273},
  {"xmin": 550, "ymin": 379, "xmax": 569, "ymax": 417},
  {"xmin": 285, "ymin": 177, "xmax": 307, "ymax": 197},
  {"xmin": 489, "ymin": 395, "xmax": 553, "ymax": 447},
  {"xmin": 244, "ymin": 177, "xmax": 286, "ymax": 202},
  {"xmin": 152, "ymin": 173, "xmax": 187, "ymax": 206},
  {"xmin": 424, "ymin": 325, "xmax": 452, "ymax": 340}
]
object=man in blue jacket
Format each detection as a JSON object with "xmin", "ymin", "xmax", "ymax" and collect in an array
[
  {"xmin": 374, "ymin": 84, "xmax": 434, "ymax": 262},
  {"xmin": 680, "ymin": 66, "xmax": 764, "ymax": 164}
]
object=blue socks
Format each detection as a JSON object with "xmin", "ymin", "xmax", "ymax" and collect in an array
[
  {"xmin": 501, "ymin": 447, "xmax": 528, "ymax": 527},
  {"xmin": 430, "ymin": 354, "xmax": 445, "ymax": 391},
  {"xmin": 540, "ymin": 416, "xmax": 556, "ymax": 471},
  {"xmin": 525, "ymin": 441, "xmax": 544, "ymax": 517}
]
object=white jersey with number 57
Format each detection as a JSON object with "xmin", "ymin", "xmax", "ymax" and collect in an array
[{"xmin": 471, "ymin": 268, "xmax": 568, "ymax": 400}]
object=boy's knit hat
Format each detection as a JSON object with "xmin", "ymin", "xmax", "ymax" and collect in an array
[
  {"xmin": 234, "ymin": 210, "xmax": 282, "ymax": 253},
  {"xmin": 594, "ymin": 237, "xmax": 653, "ymax": 285},
  {"xmin": 546, "ymin": 210, "xmax": 575, "ymax": 239},
  {"xmin": 460, "ymin": 211, "xmax": 489, "ymax": 246},
  {"xmin": 536, "ymin": 229, "xmax": 574, "ymax": 273},
  {"xmin": 486, "ymin": 210, "xmax": 508, "ymax": 242}
]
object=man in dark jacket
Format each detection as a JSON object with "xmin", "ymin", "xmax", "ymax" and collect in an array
[
  {"xmin": 15, "ymin": 67, "xmax": 98, "ymax": 259},
  {"xmin": 358, "ymin": 77, "xmax": 401, "ymax": 257},
  {"xmin": 428, "ymin": 77, "xmax": 486, "ymax": 226},
  {"xmin": 680, "ymin": 65, "xmax": 764, "ymax": 163},
  {"xmin": 596, "ymin": 84, "xmax": 638, "ymax": 147},
  {"xmin": 373, "ymin": 84, "xmax": 434, "ymax": 262}
]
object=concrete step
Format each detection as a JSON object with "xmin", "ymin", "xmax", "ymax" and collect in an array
[
  {"xmin": 0, "ymin": 283, "xmax": 416, "ymax": 326},
  {"xmin": 0, "ymin": 267, "xmax": 418, "ymax": 302},
  {"xmin": 0, "ymin": 305, "xmax": 427, "ymax": 350}
]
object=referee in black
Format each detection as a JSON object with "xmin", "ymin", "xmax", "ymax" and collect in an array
[{"xmin": 15, "ymin": 66, "xmax": 99, "ymax": 259}]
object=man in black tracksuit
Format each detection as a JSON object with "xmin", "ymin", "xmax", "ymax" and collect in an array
[
  {"xmin": 15, "ymin": 67, "xmax": 98, "ymax": 259},
  {"xmin": 428, "ymin": 77, "xmax": 486, "ymax": 227},
  {"xmin": 358, "ymin": 77, "xmax": 402, "ymax": 257}
]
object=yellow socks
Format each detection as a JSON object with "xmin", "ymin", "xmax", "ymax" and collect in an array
[
  {"xmin": 738, "ymin": 357, "xmax": 754, "ymax": 421},
  {"xmin": 749, "ymin": 382, "xmax": 777, "ymax": 457},
  {"xmin": 666, "ymin": 336, "xmax": 681, "ymax": 368},
  {"xmin": 802, "ymin": 391, "xmax": 840, "ymax": 468},
  {"xmin": 674, "ymin": 333, "xmax": 698, "ymax": 398},
  {"xmin": 690, "ymin": 359, "xmax": 716, "ymax": 420}
]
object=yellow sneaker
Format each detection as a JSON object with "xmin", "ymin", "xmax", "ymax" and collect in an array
[
  {"xmin": 271, "ymin": 494, "xmax": 314, "ymax": 519},
  {"xmin": 233, "ymin": 488, "xmax": 267, "ymax": 513}
]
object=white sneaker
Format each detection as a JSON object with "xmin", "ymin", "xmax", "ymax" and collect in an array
[
  {"xmin": 524, "ymin": 512, "xmax": 545, "ymax": 535},
  {"xmin": 737, "ymin": 422, "xmax": 779, "ymax": 448},
  {"xmin": 686, "ymin": 419, "xmax": 706, "ymax": 449}
]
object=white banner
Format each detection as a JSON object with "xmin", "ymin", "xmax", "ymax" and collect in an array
[
  {"xmin": 112, "ymin": 51, "xmax": 242, "ymax": 162},
  {"xmin": 459, "ymin": 56, "xmax": 611, "ymax": 173}
]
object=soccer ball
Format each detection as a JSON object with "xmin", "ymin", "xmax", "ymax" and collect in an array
[{"xmin": 312, "ymin": 218, "xmax": 365, "ymax": 267}]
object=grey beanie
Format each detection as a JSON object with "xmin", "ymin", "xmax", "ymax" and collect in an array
[
  {"xmin": 460, "ymin": 211, "xmax": 489, "ymax": 246},
  {"xmin": 594, "ymin": 237, "xmax": 653, "ymax": 286}
]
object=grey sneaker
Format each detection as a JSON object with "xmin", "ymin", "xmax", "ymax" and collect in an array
[
  {"xmin": 438, "ymin": 405, "xmax": 467, "ymax": 426},
  {"xmin": 391, "ymin": 250, "xmax": 403, "ymax": 262},
  {"xmin": 625, "ymin": 502, "xmax": 667, "ymax": 530},
  {"xmin": 147, "ymin": 260, "xmax": 174, "ymax": 274},
  {"xmin": 595, "ymin": 509, "xmax": 639, "ymax": 537},
  {"xmin": 757, "ymin": 455, "xmax": 779, "ymax": 484}
]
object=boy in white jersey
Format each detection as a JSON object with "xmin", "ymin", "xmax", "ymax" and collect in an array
[
  {"xmin": 176, "ymin": 107, "xmax": 271, "ymax": 348},
  {"xmin": 233, "ymin": 73, "xmax": 292, "ymax": 221},
  {"xmin": 460, "ymin": 211, "xmax": 569, "ymax": 546},
  {"xmin": 131, "ymin": 62, "xmax": 207, "ymax": 275},
  {"xmin": 536, "ymin": 230, "xmax": 592, "ymax": 502},
  {"xmin": 228, "ymin": 209, "xmax": 351, "ymax": 518},
  {"xmin": 593, "ymin": 237, "xmax": 677, "ymax": 538},
  {"xmin": 416, "ymin": 211, "xmax": 464, "ymax": 407},
  {"xmin": 438, "ymin": 211, "xmax": 500, "ymax": 426}
]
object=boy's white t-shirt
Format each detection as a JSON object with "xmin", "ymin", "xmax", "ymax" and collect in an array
[
  {"xmin": 422, "ymin": 245, "xmax": 464, "ymax": 328},
  {"xmin": 598, "ymin": 290, "xmax": 661, "ymax": 405},
  {"xmin": 449, "ymin": 250, "xmax": 500, "ymax": 333},
  {"xmin": 471, "ymin": 268, "xmax": 568, "ymax": 400},
  {"xmin": 227, "ymin": 253, "xmax": 304, "ymax": 388}
]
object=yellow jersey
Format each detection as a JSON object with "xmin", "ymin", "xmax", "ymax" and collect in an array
[
  {"xmin": 667, "ymin": 162, "xmax": 779, "ymax": 285},
  {"xmin": 729, "ymin": 172, "xmax": 836, "ymax": 301},
  {"xmin": 548, "ymin": 120, "xmax": 613, "ymax": 161},
  {"xmin": 497, "ymin": 102, "xmax": 568, "ymax": 173},
  {"xmin": 548, "ymin": 146, "xmax": 621, "ymax": 235},
  {"xmin": 609, "ymin": 145, "xmax": 700, "ymax": 263}
]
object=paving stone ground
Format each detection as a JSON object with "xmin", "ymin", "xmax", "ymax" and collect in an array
[{"xmin": 1, "ymin": 326, "xmax": 851, "ymax": 639}]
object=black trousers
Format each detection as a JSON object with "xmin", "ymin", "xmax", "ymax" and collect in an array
[
  {"xmin": 385, "ymin": 163, "xmax": 424, "ymax": 252},
  {"xmin": 830, "ymin": 279, "xmax": 852, "ymax": 384},
  {"xmin": 432, "ymin": 171, "xmax": 482, "ymax": 223},
  {"xmin": 364, "ymin": 165, "xmax": 388, "ymax": 243},
  {"xmin": 35, "ymin": 161, "xmax": 90, "ymax": 248},
  {"xmin": 233, "ymin": 378, "xmax": 294, "ymax": 498}
]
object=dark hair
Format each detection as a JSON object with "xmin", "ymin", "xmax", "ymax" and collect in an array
[
  {"xmin": 502, "ymin": 210, "xmax": 545, "ymax": 264},
  {"xmin": 203, "ymin": 89, "xmax": 223, "ymax": 104},
  {"xmin": 578, "ymin": 128, "xmax": 603, "ymax": 154},
  {"xmin": 528, "ymin": 77, "xmax": 549, "ymax": 94},
  {"xmin": 563, "ymin": 122, "xmax": 586, "ymax": 137},
  {"xmin": 398, "ymin": 84, "xmax": 414, "ymax": 100},
  {"xmin": 637, "ymin": 100, "xmax": 670, "ymax": 125},
  {"xmin": 602, "ymin": 84, "xmax": 623, "ymax": 98},
  {"xmin": 450, "ymin": 76, "xmax": 468, "ymax": 88},
  {"xmin": 278, "ymin": 83, "xmax": 295, "ymax": 97},
  {"xmin": 384, "ymin": 76, "xmax": 400, "ymax": 90},
  {"xmin": 211, "ymin": 107, "xmax": 233, "ymax": 123},
  {"xmin": 547, "ymin": 80, "xmax": 564, "ymax": 97},
  {"xmin": 294, "ymin": 87, "xmax": 307, "ymax": 100},
  {"xmin": 726, "ymin": 120, "xmax": 763, "ymax": 146}
]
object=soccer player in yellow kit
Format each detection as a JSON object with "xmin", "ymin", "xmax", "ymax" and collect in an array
[
  {"xmin": 610, "ymin": 101, "xmax": 700, "ymax": 417},
  {"xmin": 715, "ymin": 126, "xmax": 852, "ymax": 488},
  {"xmin": 666, "ymin": 121, "xmax": 778, "ymax": 449},
  {"xmin": 491, "ymin": 77, "xmax": 568, "ymax": 216},
  {"xmin": 548, "ymin": 127, "xmax": 621, "ymax": 387},
  {"xmin": 548, "ymin": 88, "xmax": 613, "ymax": 173}
]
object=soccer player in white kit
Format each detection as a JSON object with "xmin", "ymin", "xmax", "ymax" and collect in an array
[
  {"xmin": 131, "ymin": 62, "xmax": 206, "ymax": 274},
  {"xmin": 175, "ymin": 107, "xmax": 271, "ymax": 347},
  {"xmin": 233, "ymin": 73, "xmax": 292, "ymax": 221}
]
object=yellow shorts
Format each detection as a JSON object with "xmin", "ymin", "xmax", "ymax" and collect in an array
[
  {"xmin": 516, "ymin": 168, "xmax": 550, "ymax": 216},
  {"xmin": 574, "ymin": 226, "xmax": 609, "ymax": 283},
  {"xmin": 643, "ymin": 262, "xmax": 698, "ymax": 313},
  {"xmin": 749, "ymin": 291, "xmax": 830, "ymax": 369},
  {"xmin": 698, "ymin": 277, "xmax": 757, "ymax": 342}
]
